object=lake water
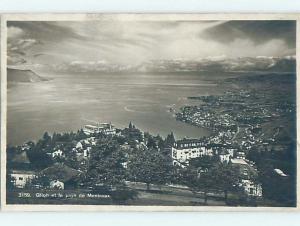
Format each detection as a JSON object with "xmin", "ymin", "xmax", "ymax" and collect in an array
[{"xmin": 7, "ymin": 72, "xmax": 227, "ymax": 145}]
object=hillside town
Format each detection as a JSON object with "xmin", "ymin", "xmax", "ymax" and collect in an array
[
  {"xmin": 6, "ymin": 73, "xmax": 296, "ymax": 206},
  {"xmin": 8, "ymin": 125, "xmax": 263, "ymax": 196},
  {"xmin": 6, "ymin": 114, "xmax": 292, "ymax": 206}
]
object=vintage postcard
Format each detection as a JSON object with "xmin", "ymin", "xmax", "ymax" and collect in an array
[{"xmin": 0, "ymin": 14, "xmax": 299, "ymax": 211}]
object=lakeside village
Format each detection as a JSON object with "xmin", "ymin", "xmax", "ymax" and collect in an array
[{"xmin": 7, "ymin": 81, "xmax": 296, "ymax": 206}]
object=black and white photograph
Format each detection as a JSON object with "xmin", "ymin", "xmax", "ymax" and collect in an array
[{"xmin": 1, "ymin": 14, "xmax": 298, "ymax": 210}]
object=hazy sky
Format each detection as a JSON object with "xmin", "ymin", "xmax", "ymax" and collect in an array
[{"xmin": 7, "ymin": 20, "xmax": 296, "ymax": 67}]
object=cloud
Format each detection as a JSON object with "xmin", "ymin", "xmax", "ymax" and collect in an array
[
  {"xmin": 7, "ymin": 20, "xmax": 296, "ymax": 68},
  {"xmin": 8, "ymin": 26, "xmax": 24, "ymax": 39},
  {"xmin": 7, "ymin": 36, "xmax": 39, "ymax": 66},
  {"xmin": 202, "ymin": 20, "xmax": 296, "ymax": 48},
  {"xmin": 7, "ymin": 21, "xmax": 85, "ymax": 42},
  {"xmin": 225, "ymin": 38, "xmax": 293, "ymax": 57}
]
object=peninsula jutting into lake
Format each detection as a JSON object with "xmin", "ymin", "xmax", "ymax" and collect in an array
[{"xmin": 6, "ymin": 19, "xmax": 297, "ymax": 207}]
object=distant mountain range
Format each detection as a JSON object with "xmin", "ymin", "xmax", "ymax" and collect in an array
[
  {"xmin": 7, "ymin": 56, "xmax": 296, "ymax": 77},
  {"xmin": 54, "ymin": 56, "xmax": 296, "ymax": 74},
  {"xmin": 7, "ymin": 68, "xmax": 48, "ymax": 83}
]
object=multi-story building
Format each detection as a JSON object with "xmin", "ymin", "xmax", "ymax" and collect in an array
[
  {"xmin": 83, "ymin": 122, "xmax": 116, "ymax": 136},
  {"xmin": 51, "ymin": 149, "xmax": 64, "ymax": 158},
  {"xmin": 171, "ymin": 138, "xmax": 213, "ymax": 167},
  {"xmin": 230, "ymin": 158, "xmax": 262, "ymax": 197},
  {"xmin": 219, "ymin": 150, "xmax": 231, "ymax": 163},
  {"xmin": 10, "ymin": 170, "xmax": 36, "ymax": 188}
]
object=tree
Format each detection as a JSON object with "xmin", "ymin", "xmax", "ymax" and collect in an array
[
  {"xmin": 183, "ymin": 165, "xmax": 215, "ymax": 205},
  {"xmin": 247, "ymin": 145, "xmax": 297, "ymax": 206},
  {"xmin": 189, "ymin": 155, "xmax": 218, "ymax": 171},
  {"xmin": 6, "ymin": 146, "xmax": 17, "ymax": 164},
  {"xmin": 146, "ymin": 136, "xmax": 157, "ymax": 149},
  {"xmin": 189, "ymin": 171, "xmax": 215, "ymax": 205},
  {"xmin": 43, "ymin": 132, "xmax": 51, "ymax": 143},
  {"xmin": 127, "ymin": 148, "xmax": 172, "ymax": 190},
  {"xmin": 6, "ymin": 173, "xmax": 15, "ymax": 190},
  {"xmin": 76, "ymin": 129, "xmax": 87, "ymax": 141},
  {"xmin": 209, "ymin": 163, "xmax": 240, "ymax": 203},
  {"xmin": 198, "ymin": 172, "xmax": 216, "ymax": 204},
  {"xmin": 27, "ymin": 148, "xmax": 53, "ymax": 169},
  {"xmin": 129, "ymin": 122, "xmax": 133, "ymax": 129},
  {"xmin": 85, "ymin": 138, "xmax": 142, "ymax": 204},
  {"xmin": 86, "ymin": 138, "xmax": 127, "ymax": 188},
  {"xmin": 123, "ymin": 123, "xmax": 143, "ymax": 143},
  {"xmin": 259, "ymin": 163, "xmax": 296, "ymax": 206},
  {"xmin": 65, "ymin": 150, "xmax": 81, "ymax": 170},
  {"xmin": 31, "ymin": 174, "xmax": 51, "ymax": 188},
  {"xmin": 165, "ymin": 132, "xmax": 176, "ymax": 147}
]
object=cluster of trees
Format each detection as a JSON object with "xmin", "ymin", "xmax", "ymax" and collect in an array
[
  {"xmin": 86, "ymin": 138, "xmax": 127, "ymax": 187},
  {"xmin": 127, "ymin": 147, "xmax": 173, "ymax": 190},
  {"xmin": 81, "ymin": 128, "xmax": 173, "ymax": 186},
  {"xmin": 181, "ymin": 156, "xmax": 247, "ymax": 204},
  {"xmin": 7, "ymin": 123, "xmax": 269, "ymax": 205},
  {"xmin": 83, "ymin": 130, "xmax": 253, "ymax": 204},
  {"xmin": 7, "ymin": 130, "xmax": 89, "ymax": 170},
  {"xmin": 246, "ymin": 143, "xmax": 296, "ymax": 206},
  {"xmin": 81, "ymin": 132, "xmax": 245, "ymax": 205},
  {"xmin": 79, "ymin": 129, "xmax": 174, "ymax": 203}
]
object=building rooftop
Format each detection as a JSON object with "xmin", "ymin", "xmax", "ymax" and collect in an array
[
  {"xmin": 274, "ymin": 168, "xmax": 288, "ymax": 177},
  {"xmin": 230, "ymin": 158, "xmax": 248, "ymax": 165},
  {"xmin": 175, "ymin": 138, "xmax": 206, "ymax": 149},
  {"xmin": 12, "ymin": 151, "xmax": 30, "ymax": 164},
  {"xmin": 10, "ymin": 169, "xmax": 36, "ymax": 174},
  {"xmin": 219, "ymin": 149, "xmax": 229, "ymax": 155}
]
